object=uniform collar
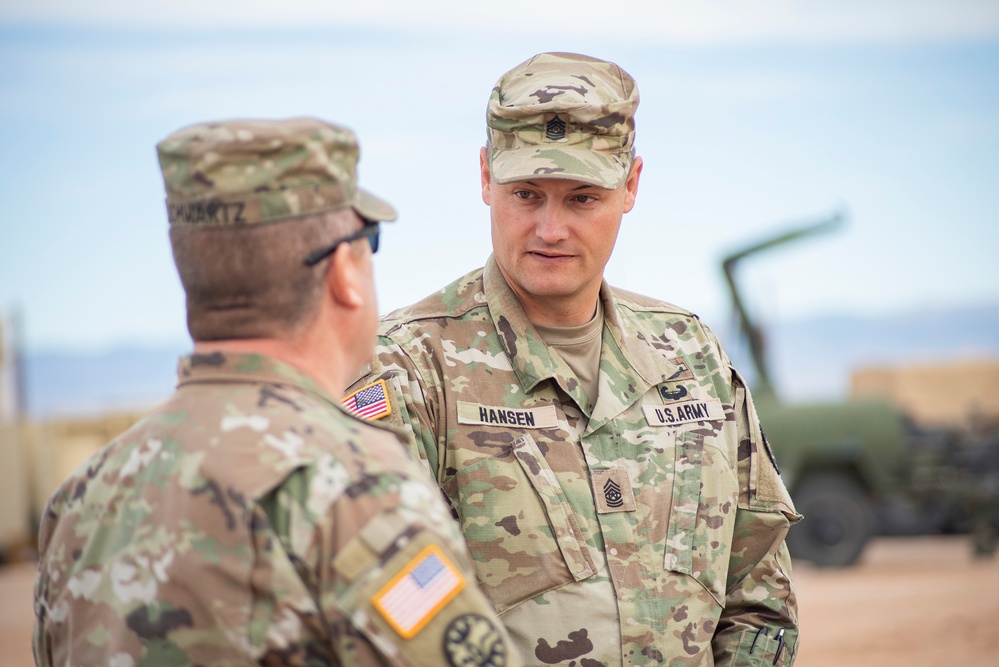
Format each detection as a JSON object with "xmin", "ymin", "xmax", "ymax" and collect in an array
[
  {"xmin": 591, "ymin": 286, "xmax": 678, "ymax": 431},
  {"xmin": 599, "ymin": 286, "xmax": 677, "ymax": 388},
  {"xmin": 484, "ymin": 256, "xmax": 563, "ymax": 395},
  {"xmin": 176, "ymin": 351, "xmax": 334, "ymax": 405},
  {"xmin": 483, "ymin": 256, "xmax": 667, "ymax": 420}
]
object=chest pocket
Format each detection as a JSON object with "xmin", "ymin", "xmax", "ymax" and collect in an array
[
  {"xmin": 663, "ymin": 428, "xmax": 738, "ymax": 606},
  {"xmin": 442, "ymin": 432, "xmax": 596, "ymax": 613}
]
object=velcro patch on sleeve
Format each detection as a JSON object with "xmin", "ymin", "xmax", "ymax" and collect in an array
[
  {"xmin": 372, "ymin": 544, "xmax": 466, "ymax": 638},
  {"xmin": 342, "ymin": 379, "xmax": 392, "ymax": 421}
]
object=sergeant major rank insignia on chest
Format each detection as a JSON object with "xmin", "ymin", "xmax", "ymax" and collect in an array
[
  {"xmin": 591, "ymin": 468, "xmax": 636, "ymax": 513},
  {"xmin": 603, "ymin": 478, "xmax": 624, "ymax": 508}
]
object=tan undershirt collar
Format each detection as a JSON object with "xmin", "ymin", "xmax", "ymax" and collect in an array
[{"xmin": 532, "ymin": 300, "xmax": 604, "ymax": 407}]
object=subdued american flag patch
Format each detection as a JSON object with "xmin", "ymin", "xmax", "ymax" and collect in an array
[
  {"xmin": 341, "ymin": 379, "xmax": 392, "ymax": 421},
  {"xmin": 373, "ymin": 545, "xmax": 465, "ymax": 638}
]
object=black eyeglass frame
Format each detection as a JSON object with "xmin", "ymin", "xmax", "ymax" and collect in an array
[{"xmin": 303, "ymin": 221, "xmax": 380, "ymax": 266}]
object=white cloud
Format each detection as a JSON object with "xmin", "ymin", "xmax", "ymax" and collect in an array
[{"xmin": 3, "ymin": 0, "xmax": 999, "ymax": 44}]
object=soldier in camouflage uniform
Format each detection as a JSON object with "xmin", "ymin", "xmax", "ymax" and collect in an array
[
  {"xmin": 345, "ymin": 53, "xmax": 801, "ymax": 666},
  {"xmin": 33, "ymin": 118, "xmax": 520, "ymax": 667}
]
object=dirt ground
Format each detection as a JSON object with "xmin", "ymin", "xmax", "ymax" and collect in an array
[{"xmin": 3, "ymin": 535, "xmax": 997, "ymax": 666}]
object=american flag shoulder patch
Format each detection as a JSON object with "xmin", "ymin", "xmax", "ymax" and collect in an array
[
  {"xmin": 342, "ymin": 379, "xmax": 392, "ymax": 421},
  {"xmin": 372, "ymin": 544, "xmax": 466, "ymax": 638}
]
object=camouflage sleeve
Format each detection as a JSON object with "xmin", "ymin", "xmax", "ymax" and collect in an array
[
  {"xmin": 710, "ymin": 338, "xmax": 802, "ymax": 666},
  {"xmin": 32, "ymin": 492, "xmax": 64, "ymax": 667},
  {"xmin": 260, "ymin": 456, "xmax": 521, "ymax": 666},
  {"xmin": 346, "ymin": 336, "xmax": 445, "ymax": 481}
]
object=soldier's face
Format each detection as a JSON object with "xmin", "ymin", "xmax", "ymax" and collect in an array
[{"xmin": 481, "ymin": 149, "xmax": 642, "ymax": 322}]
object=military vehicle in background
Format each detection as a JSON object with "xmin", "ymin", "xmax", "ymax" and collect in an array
[
  {"xmin": 3, "ymin": 225, "xmax": 997, "ymax": 567},
  {"xmin": 723, "ymin": 213, "xmax": 999, "ymax": 566}
]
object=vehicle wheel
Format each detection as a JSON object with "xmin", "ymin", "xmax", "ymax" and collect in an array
[{"xmin": 786, "ymin": 473, "xmax": 876, "ymax": 567}]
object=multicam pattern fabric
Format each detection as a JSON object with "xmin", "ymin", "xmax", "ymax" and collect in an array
[
  {"xmin": 157, "ymin": 117, "xmax": 396, "ymax": 227},
  {"xmin": 487, "ymin": 52, "xmax": 639, "ymax": 189},
  {"xmin": 349, "ymin": 257, "xmax": 802, "ymax": 666},
  {"xmin": 34, "ymin": 352, "xmax": 519, "ymax": 667}
]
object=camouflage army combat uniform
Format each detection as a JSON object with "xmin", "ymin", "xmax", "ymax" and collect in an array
[
  {"xmin": 34, "ymin": 352, "xmax": 518, "ymax": 666},
  {"xmin": 348, "ymin": 258, "xmax": 801, "ymax": 666}
]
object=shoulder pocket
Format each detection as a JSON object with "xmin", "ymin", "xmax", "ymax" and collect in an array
[
  {"xmin": 663, "ymin": 428, "xmax": 737, "ymax": 607},
  {"xmin": 512, "ymin": 434, "xmax": 597, "ymax": 583},
  {"xmin": 731, "ymin": 366, "xmax": 799, "ymax": 521}
]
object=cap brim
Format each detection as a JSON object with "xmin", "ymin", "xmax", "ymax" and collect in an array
[
  {"xmin": 354, "ymin": 188, "xmax": 398, "ymax": 223},
  {"xmin": 490, "ymin": 146, "xmax": 631, "ymax": 190}
]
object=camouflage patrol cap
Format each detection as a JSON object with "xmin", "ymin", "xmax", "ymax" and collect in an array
[
  {"xmin": 486, "ymin": 52, "xmax": 639, "ymax": 189},
  {"xmin": 157, "ymin": 117, "xmax": 397, "ymax": 227}
]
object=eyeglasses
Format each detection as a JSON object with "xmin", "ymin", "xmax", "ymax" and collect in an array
[{"xmin": 303, "ymin": 221, "xmax": 380, "ymax": 267}]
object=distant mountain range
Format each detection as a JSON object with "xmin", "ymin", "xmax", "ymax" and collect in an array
[{"xmin": 18, "ymin": 303, "xmax": 999, "ymax": 418}]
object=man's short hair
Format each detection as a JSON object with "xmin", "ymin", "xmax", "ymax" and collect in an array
[
  {"xmin": 155, "ymin": 117, "xmax": 397, "ymax": 341},
  {"xmin": 170, "ymin": 209, "xmax": 359, "ymax": 341}
]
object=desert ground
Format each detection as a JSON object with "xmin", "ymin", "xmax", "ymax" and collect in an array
[{"xmin": 3, "ymin": 535, "xmax": 997, "ymax": 666}]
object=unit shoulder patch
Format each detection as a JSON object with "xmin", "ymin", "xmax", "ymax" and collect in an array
[
  {"xmin": 443, "ymin": 613, "xmax": 508, "ymax": 667},
  {"xmin": 372, "ymin": 544, "xmax": 465, "ymax": 639},
  {"xmin": 342, "ymin": 379, "xmax": 392, "ymax": 421}
]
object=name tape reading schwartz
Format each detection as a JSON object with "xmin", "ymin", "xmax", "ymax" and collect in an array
[
  {"xmin": 643, "ymin": 399, "xmax": 724, "ymax": 427},
  {"xmin": 168, "ymin": 199, "xmax": 249, "ymax": 226},
  {"xmin": 457, "ymin": 401, "xmax": 558, "ymax": 429}
]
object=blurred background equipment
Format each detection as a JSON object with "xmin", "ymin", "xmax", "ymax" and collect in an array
[
  {"xmin": 851, "ymin": 361, "xmax": 999, "ymax": 431},
  {"xmin": 0, "ymin": 310, "xmax": 148, "ymax": 562},
  {"xmin": 724, "ymin": 213, "xmax": 999, "ymax": 567},
  {"xmin": 0, "ymin": 311, "xmax": 31, "ymax": 564}
]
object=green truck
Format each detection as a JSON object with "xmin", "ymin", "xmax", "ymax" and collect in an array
[{"xmin": 723, "ymin": 214, "xmax": 999, "ymax": 566}]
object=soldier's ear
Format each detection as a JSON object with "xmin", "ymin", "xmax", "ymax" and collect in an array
[
  {"xmin": 327, "ymin": 242, "xmax": 365, "ymax": 309},
  {"xmin": 623, "ymin": 156, "xmax": 643, "ymax": 214},
  {"xmin": 479, "ymin": 147, "xmax": 492, "ymax": 206}
]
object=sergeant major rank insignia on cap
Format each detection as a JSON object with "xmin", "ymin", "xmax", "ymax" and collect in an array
[
  {"xmin": 545, "ymin": 114, "xmax": 566, "ymax": 141},
  {"xmin": 342, "ymin": 379, "xmax": 392, "ymax": 421}
]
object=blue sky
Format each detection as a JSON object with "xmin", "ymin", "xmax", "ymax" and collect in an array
[{"xmin": 1, "ymin": 1, "xmax": 997, "ymax": 353}]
